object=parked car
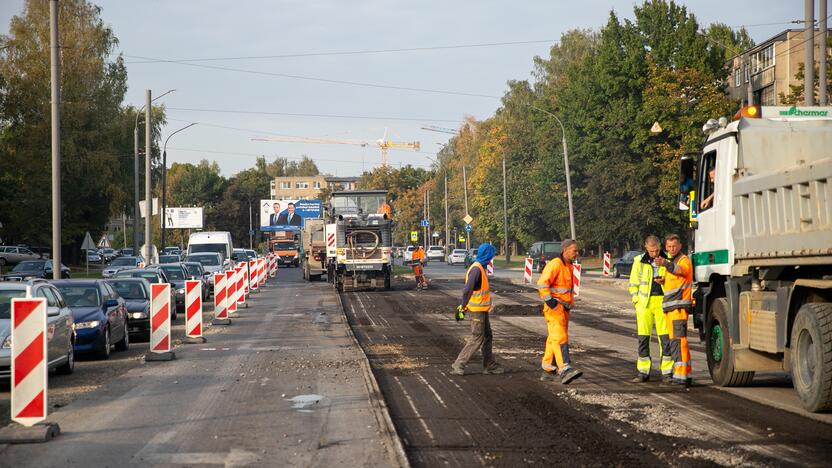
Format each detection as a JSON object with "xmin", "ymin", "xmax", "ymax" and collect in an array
[
  {"xmin": 182, "ymin": 261, "xmax": 211, "ymax": 301},
  {"xmin": 86, "ymin": 250, "xmax": 103, "ymax": 264},
  {"xmin": 99, "ymin": 248, "xmax": 118, "ymax": 263},
  {"xmin": 426, "ymin": 246, "xmax": 445, "ymax": 262},
  {"xmin": 53, "ymin": 280, "xmax": 129, "ymax": 359},
  {"xmin": 613, "ymin": 250, "xmax": 642, "ymax": 278},
  {"xmin": 154, "ymin": 263, "xmax": 189, "ymax": 313},
  {"xmin": 187, "ymin": 231, "xmax": 233, "ymax": 265},
  {"xmin": 185, "ymin": 252, "xmax": 224, "ymax": 294},
  {"xmin": 0, "ymin": 245, "xmax": 40, "ymax": 266},
  {"xmin": 159, "ymin": 254, "xmax": 180, "ymax": 264},
  {"xmin": 0, "ymin": 280, "xmax": 76, "ymax": 379},
  {"xmin": 112, "ymin": 267, "xmax": 176, "ymax": 319},
  {"xmin": 2, "ymin": 260, "xmax": 70, "ymax": 281},
  {"xmin": 447, "ymin": 249, "xmax": 467, "ymax": 265},
  {"xmin": 464, "ymin": 248, "xmax": 479, "ymax": 268},
  {"xmin": 232, "ymin": 248, "xmax": 248, "ymax": 263},
  {"xmin": 527, "ymin": 241, "xmax": 564, "ymax": 273},
  {"xmin": 106, "ymin": 278, "xmax": 151, "ymax": 340},
  {"xmin": 119, "ymin": 248, "xmax": 135, "ymax": 257},
  {"xmin": 245, "ymin": 249, "xmax": 258, "ymax": 260},
  {"xmin": 102, "ymin": 256, "xmax": 143, "ymax": 279},
  {"xmin": 404, "ymin": 245, "xmax": 416, "ymax": 263}
]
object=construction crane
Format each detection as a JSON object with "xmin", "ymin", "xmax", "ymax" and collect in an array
[{"xmin": 251, "ymin": 129, "xmax": 419, "ymax": 167}]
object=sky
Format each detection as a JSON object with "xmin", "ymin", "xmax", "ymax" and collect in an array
[{"xmin": 0, "ymin": 0, "xmax": 805, "ymax": 178}]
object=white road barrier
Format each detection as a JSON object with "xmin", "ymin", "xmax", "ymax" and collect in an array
[{"xmin": 10, "ymin": 298, "xmax": 48, "ymax": 427}]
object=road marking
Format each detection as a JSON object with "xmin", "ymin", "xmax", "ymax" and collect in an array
[
  {"xmin": 416, "ymin": 374, "xmax": 447, "ymax": 408},
  {"xmin": 393, "ymin": 376, "xmax": 435, "ymax": 442},
  {"xmin": 138, "ymin": 449, "xmax": 260, "ymax": 467}
]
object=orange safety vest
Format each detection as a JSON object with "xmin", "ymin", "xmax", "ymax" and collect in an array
[
  {"xmin": 466, "ymin": 262, "xmax": 492, "ymax": 312},
  {"xmin": 536, "ymin": 257, "xmax": 574, "ymax": 310},
  {"xmin": 412, "ymin": 249, "xmax": 425, "ymax": 262},
  {"xmin": 662, "ymin": 253, "xmax": 693, "ymax": 312}
]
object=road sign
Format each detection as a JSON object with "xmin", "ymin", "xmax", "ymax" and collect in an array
[
  {"xmin": 463, "ymin": 214, "xmax": 473, "ymax": 224},
  {"xmin": 410, "ymin": 231, "xmax": 418, "ymax": 242},
  {"xmin": 421, "ymin": 219, "xmax": 430, "ymax": 227},
  {"xmin": 432, "ymin": 232, "xmax": 439, "ymax": 238},
  {"xmin": 465, "ymin": 224, "xmax": 473, "ymax": 233},
  {"xmin": 162, "ymin": 207, "xmax": 204, "ymax": 229},
  {"xmin": 97, "ymin": 234, "xmax": 110, "ymax": 248},
  {"xmin": 81, "ymin": 232, "xmax": 95, "ymax": 250}
]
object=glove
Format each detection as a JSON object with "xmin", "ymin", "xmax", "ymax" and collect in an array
[
  {"xmin": 455, "ymin": 305, "xmax": 466, "ymax": 321},
  {"xmin": 545, "ymin": 298, "xmax": 559, "ymax": 310}
]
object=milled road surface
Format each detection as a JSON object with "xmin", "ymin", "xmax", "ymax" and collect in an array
[
  {"xmin": 343, "ymin": 262, "xmax": 832, "ymax": 466},
  {"xmin": 0, "ymin": 268, "xmax": 403, "ymax": 467}
]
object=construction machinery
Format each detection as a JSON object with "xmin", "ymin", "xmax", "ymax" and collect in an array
[
  {"xmin": 300, "ymin": 218, "xmax": 326, "ymax": 281},
  {"xmin": 325, "ymin": 190, "xmax": 392, "ymax": 291}
]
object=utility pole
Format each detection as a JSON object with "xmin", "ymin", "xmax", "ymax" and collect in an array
[
  {"xmin": 463, "ymin": 165, "xmax": 470, "ymax": 250},
  {"xmin": 144, "ymin": 90, "xmax": 152, "ymax": 262},
  {"xmin": 49, "ymin": 0, "xmax": 61, "ymax": 279},
  {"xmin": 502, "ymin": 157, "xmax": 509, "ymax": 263},
  {"xmin": 821, "ymin": 0, "xmax": 828, "ymax": 105},
  {"xmin": 807, "ymin": 0, "xmax": 816, "ymax": 106},
  {"xmin": 249, "ymin": 200, "xmax": 253, "ymax": 248},
  {"xmin": 133, "ymin": 122, "xmax": 140, "ymax": 255},
  {"xmin": 444, "ymin": 172, "xmax": 449, "ymax": 251}
]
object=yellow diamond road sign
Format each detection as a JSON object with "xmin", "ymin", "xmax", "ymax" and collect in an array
[{"xmin": 463, "ymin": 214, "xmax": 473, "ymax": 224}]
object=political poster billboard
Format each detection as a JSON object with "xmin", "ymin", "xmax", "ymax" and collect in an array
[
  {"xmin": 260, "ymin": 199, "xmax": 322, "ymax": 232},
  {"xmin": 161, "ymin": 207, "xmax": 204, "ymax": 229}
]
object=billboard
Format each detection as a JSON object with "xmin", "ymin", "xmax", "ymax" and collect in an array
[
  {"xmin": 162, "ymin": 207, "xmax": 204, "ymax": 229},
  {"xmin": 260, "ymin": 199, "xmax": 322, "ymax": 232}
]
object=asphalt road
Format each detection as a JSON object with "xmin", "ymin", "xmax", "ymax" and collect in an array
[
  {"xmin": 0, "ymin": 268, "xmax": 403, "ymax": 467},
  {"xmin": 344, "ymin": 261, "xmax": 832, "ymax": 466}
]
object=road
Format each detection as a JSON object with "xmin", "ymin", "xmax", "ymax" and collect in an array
[
  {"xmin": 0, "ymin": 269, "xmax": 404, "ymax": 467},
  {"xmin": 342, "ymin": 260, "xmax": 832, "ymax": 466}
]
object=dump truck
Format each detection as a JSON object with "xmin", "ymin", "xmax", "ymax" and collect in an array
[
  {"xmin": 300, "ymin": 218, "xmax": 326, "ymax": 281},
  {"xmin": 270, "ymin": 230, "xmax": 299, "ymax": 267},
  {"xmin": 326, "ymin": 190, "xmax": 392, "ymax": 292},
  {"xmin": 680, "ymin": 105, "xmax": 832, "ymax": 412}
]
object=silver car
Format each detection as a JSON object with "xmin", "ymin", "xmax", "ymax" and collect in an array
[
  {"xmin": 102, "ymin": 256, "xmax": 143, "ymax": 279},
  {"xmin": 185, "ymin": 253, "xmax": 223, "ymax": 295},
  {"xmin": 0, "ymin": 281, "xmax": 75, "ymax": 379},
  {"xmin": 0, "ymin": 246, "xmax": 40, "ymax": 267}
]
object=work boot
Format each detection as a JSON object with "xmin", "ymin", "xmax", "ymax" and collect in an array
[
  {"xmin": 661, "ymin": 375, "xmax": 674, "ymax": 385},
  {"xmin": 450, "ymin": 365, "xmax": 465, "ymax": 376},
  {"xmin": 560, "ymin": 367, "xmax": 583, "ymax": 385},
  {"xmin": 483, "ymin": 364, "xmax": 505, "ymax": 375},
  {"xmin": 631, "ymin": 374, "xmax": 649, "ymax": 383},
  {"xmin": 540, "ymin": 371, "xmax": 558, "ymax": 381}
]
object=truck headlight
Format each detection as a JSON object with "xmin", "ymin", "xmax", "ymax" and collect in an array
[{"xmin": 73, "ymin": 320, "xmax": 101, "ymax": 330}]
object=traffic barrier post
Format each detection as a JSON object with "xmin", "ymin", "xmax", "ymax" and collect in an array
[
  {"xmin": 235, "ymin": 265, "xmax": 247, "ymax": 308},
  {"xmin": 486, "ymin": 260, "xmax": 494, "ymax": 277},
  {"xmin": 212, "ymin": 273, "xmax": 230, "ymax": 325},
  {"xmin": 572, "ymin": 263, "xmax": 581, "ymax": 297},
  {"xmin": 146, "ymin": 283, "xmax": 175, "ymax": 361},
  {"xmin": 226, "ymin": 270, "xmax": 237, "ymax": 314},
  {"xmin": 259, "ymin": 258, "xmax": 267, "ymax": 285},
  {"xmin": 602, "ymin": 252, "xmax": 611, "ymax": 277},
  {"xmin": 249, "ymin": 260, "xmax": 259, "ymax": 291},
  {"xmin": 523, "ymin": 257, "xmax": 533, "ymax": 283},
  {"xmin": 269, "ymin": 254, "xmax": 277, "ymax": 278},
  {"xmin": 184, "ymin": 280, "xmax": 206, "ymax": 344},
  {"xmin": 243, "ymin": 262, "xmax": 250, "ymax": 295}
]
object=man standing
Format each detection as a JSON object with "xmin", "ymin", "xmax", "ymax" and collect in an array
[
  {"xmin": 628, "ymin": 235, "xmax": 674, "ymax": 383},
  {"xmin": 655, "ymin": 234, "xmax": 693, "ymax": 387},
  {"xmin": 537, "ymin": 239, "xmax": 582, "ymax": 384},
  {"xmin": 451, "ymin": 243, "xmax": 503, "ymax": 376},
  {"xmin": 411, "ymin": 245, "xmax": 427, "ymax": 289}
]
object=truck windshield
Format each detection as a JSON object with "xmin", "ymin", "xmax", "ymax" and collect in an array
[
  {"xmin": 276, "ymin": 241, "xmax": 296, "ymax": 250},
  {"xmin": 331, "ymin": 195, "xmax": 385, "ymax": 215}
]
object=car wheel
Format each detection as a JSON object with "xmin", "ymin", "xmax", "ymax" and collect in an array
[
  {"xmin": 97, "ymin": 326, "xmax": 111, "ymax": 360},
  {"xmin": 115, "ymin": 325, "xmax": 129, "ymax": 352},
  {"xmin": 613, "ymin": 265, "xmax": 620, "ymax": 278},
  {"xmin": 0, "ymin": 257, "xmax": 6, "ymax": 266},
  {"xmin": 171, "ymin": 306, "xmax": 178, "ymax": 321},
  {"xmin": 56, "ymin": 342, "xmax": 75, "ymax": 375}
]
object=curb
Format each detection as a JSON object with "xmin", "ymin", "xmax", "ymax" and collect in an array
[{"xmin": 335, "ymin": 291, "xmax": 410, "ymax": 468}]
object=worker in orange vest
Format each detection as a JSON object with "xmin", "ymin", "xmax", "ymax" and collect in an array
[
  {"xmin": 536, "ymin": 239, "xmax": 583, "ymax": 384},
  {"xmin": 411, "ymin": 245, "xmax": 427, "ymax": 289},
  {"xmin": 377, "ymin": 201, "xmax": 392, "ymax": 218},
  {"xmin": 654, "ymin": 234, "xmax": 693, "ymax": 388}
]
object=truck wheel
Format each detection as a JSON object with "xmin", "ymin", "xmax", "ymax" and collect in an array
[
  {"xmin": 706, "ymin": 298, "xmax": 755, "ymax": 387},
  {"xmin": 790, "ymin": 302, "xmax": 832, "ymax": 412}
]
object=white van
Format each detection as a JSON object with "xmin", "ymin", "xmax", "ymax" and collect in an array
[{"xmin": 187, "ymin": 232, "xmax": 234, "ymax": 267}]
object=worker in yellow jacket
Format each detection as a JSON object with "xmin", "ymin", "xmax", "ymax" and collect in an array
[
  {"xmin": 655, "ymin": 234, "xmax": 693, "ymax": 387},
  {"xmin": 628, "ymin": 235, "xmax": 674, "ymax": 383},
  {"xmin": 536, "ymin": 239, "xmax": 582, "ymax": 385}
]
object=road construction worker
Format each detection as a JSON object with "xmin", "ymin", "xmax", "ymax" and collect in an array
[
  {"xmin": 628, "ymin": 235, "xmax": 674, "ymax": 383},
  {"xmin": 654, "ymin": 234, "xmax": 693, "ymax": 387},
  {"xmin": 451, "ymin": 243, "xmax": 504, "ymax": 376},
  {"xmin": 537, "ymin": 239, "xmax": 582, "ymax": 384},
  {"xmin": 411, "ymin": 245, "xmax": 427, "ymax": 289}
]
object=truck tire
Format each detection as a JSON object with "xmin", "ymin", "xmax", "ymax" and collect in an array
[
  {"xmin": 706, "ymin": 298, "xmax": 755, "ymax": 387},
  {"xmin": 790, "ymin": 302, "xmax": 832, "ymax": 412}
]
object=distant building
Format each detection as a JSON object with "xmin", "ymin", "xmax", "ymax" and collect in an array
[
  {"xmin": 324, "ymin": 176, "xmax": 358, "ymax": 191},
  {"xmin": 269, "ymin": 175, "xmax": 360, "ymax": 200},
  {"xmin": 727, "ymin": 29, "xmax": 825, "ymax": 106}
]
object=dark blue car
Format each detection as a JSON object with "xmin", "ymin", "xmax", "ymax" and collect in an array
[
  {"xmin": 53, "ymin": 280, "xmax": 129, "ymax": 359},
  {"xmin": 612, "ymin": 251, "xmax": 642, "ymax": 278}
]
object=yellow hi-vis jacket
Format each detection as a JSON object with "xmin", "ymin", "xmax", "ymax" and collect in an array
[{"xmin": 628, "ymin": 253, "xmax": 667, "ymax": 310}]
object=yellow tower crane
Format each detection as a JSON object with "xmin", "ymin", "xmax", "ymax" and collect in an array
[{"xmin": 251, "ymin": 129, "xmax": 420, "ymax": 167}]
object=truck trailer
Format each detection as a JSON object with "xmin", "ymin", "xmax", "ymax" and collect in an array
[{"xmin": 300, "ymin": 218, "xmax": 326, "ymax": 281}]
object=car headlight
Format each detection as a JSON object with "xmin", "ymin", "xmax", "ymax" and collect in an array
[
  {"xmin": 177, "ymin": 288, "xmax": 185, "ymax": 295},
  {"xmin": 2, "ymin": 335, "xmax": 10, "ymax": 349},
  {"xmin": 23, "ymin": 276, "xmax": 34, "ymax": 280},
  {"xmin": 132, "ymin": 310, "xmax": 148, "ymax": 319},
  {"xmin": 73, "ymin": 320, "xmax": 101, "ymax": 330}
]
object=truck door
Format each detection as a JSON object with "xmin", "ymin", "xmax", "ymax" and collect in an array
[{"xmin": 693, "ymin": 139, "xmax": 735, "ymax": 281}]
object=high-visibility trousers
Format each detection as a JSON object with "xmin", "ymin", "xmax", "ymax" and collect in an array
[
  {"xmin": 635, "ymin": 297, "xmax": 673, "ymax": 377},
  {"xmin": 667, "ymin": 309, "xmax": 692, "ymax": 382},
  {"xmin": 542, "ymin": 304, "xmax": 572, "ymax": 373}
]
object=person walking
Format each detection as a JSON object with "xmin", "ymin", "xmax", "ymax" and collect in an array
[
  {"xmin": 655, "ymin": 234, "xmax": 693, "ymax": 387},
  {"xmin": 451, "ymin": 243, "xmax": 504, "ymax": 376},
  {"xmin": 627, "ymin": 235, "xmax": 674, "ymax": 383},
  {"xmin": 537, "ymin": 239, "xmax": 583, "ymax": 384},
  {"xmin": 411, "ymin": 245, "xmax": 427, "ymax": 289}
]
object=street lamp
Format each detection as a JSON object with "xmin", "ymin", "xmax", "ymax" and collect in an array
[
  {"xmin": 133, "ymin": 89, "xmax": 174, "ymax": 254},
  {"xmin": 161, "ymin": 122, "xmax": 197, "ymax": 249},
  {"xmin": 531, "ymin": 106, "xmax": 576, "ymax": 241}
]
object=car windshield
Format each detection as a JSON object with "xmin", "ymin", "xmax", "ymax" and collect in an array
[
  {"xmin": 102, "ymin": 249, "xmax": 114, "ymax": 254},
  {"xmin": 186, "ymin": 254, "xmax": 220, "ymax": 266},
  {"xmin": 12, "ymin": 261, "xmax": 45, "ymax": 272},
  {"xmin": 58, "ymin": 286, "xmax": 101, "ymax": 307},
  {"xmin": 110, "ymin": 281, "xmax": 147, "ymax": 300},
  {"xmin": 189, "ymin": 243, "xmax": 226, "ymax": 260},
  {"xmin": 160, "ymin": 266, "xmax": 185, "ymax": 280},
  {"xmin": 543, "ymin": 243, "xmax": 562, "ymax": 254},
  {"xmin": 159, "ymin": 255, "xmax": 179, "ymax": 263},
  {"xmin": 0, "ymin": 290, "xmax": 27, "ymax": 319},
  {"xmin": 118, "ymin": 271, "xmax": 161, "ymax": 283},
  {"xmin": 184, "ymin": 264, "xmax": 202, "ymax": 277},
  {"xmin": 453, "ymin": 249, "xmax": 466, "ymax": 254},
  {"xmin": 232, "ymin": 252, "xmax": 247, "ymax": 261},
  {"xmin": 111, "ymin": 257, "xmax": 136, "ymax": 267}
]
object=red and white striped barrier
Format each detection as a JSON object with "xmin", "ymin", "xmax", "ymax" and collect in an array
[
  {"xmin": 269, "ymin": 254, "xmax": 277, "ymax": 278},
  {"xmin": 572, "ymin": 263, "xmax": 581, "ymax": 297},
  {"xmin": 602, "ymin": 252, "xmax": 611, "ymax": 277},
  {"xmin": 185, "ymin": 280, "xmax": 203, "ymax": 339},
  {"xmin": 213, "ymin": 273, "xmax": 228, "ymax": 320},
  {"xmin": 10, "ymin": 298, "xmax": 48, "ymax": 427},
  {"xmin": 243, "ymin": 263, "xmax": 250, "ymax": 295},
  {"xmin": 150, "ymin": 283, "xmax": 172, "ymax": 353},
  {"xmin": 486, "ymin": 260, "xmax": 494, "ymax": 277},
  {"xmin": 235, "ymin": 265, "xmax": 246, "ymax": 307},
  {"xmin": 259, "ymin": 258, "xmax": 267, "ymax": 285},
  {"xmin": 226, "ymin": 270, "xmax": 237, "ymax": 314},
  {"xmin": 524, "ymin": 257, "xmax": 533, "ymax": 283},
  {"xmin": 249, "ymin": 260, "xmax": 259, "ymax": 291}
]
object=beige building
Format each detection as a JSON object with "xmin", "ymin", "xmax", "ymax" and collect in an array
[
  {"xmin": 269, "ymin": 175, "xmax": 359, "ymax": 200},
  {"xmin": 727, "ymin": 29, "xmax": 826, "ymax": 106}
]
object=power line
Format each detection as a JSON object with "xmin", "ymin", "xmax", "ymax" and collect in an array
[
  {"xmin": 165, "ymin": 146, "xmax": 434, "ymax": 168},
  {"xmin": 124, "ymin": 39, "xmax": 559, "ymax": 64},
  {"xmin": 728, "ymin": 20, "xmax": 803, "ymax": 29},
  {"xmin": 165, "ymin": 106, "xmax": 462, "ymax": 123}
]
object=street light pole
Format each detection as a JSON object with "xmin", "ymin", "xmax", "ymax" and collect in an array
[
  {"xmin": 49, "ymin": 0, "xmax": 61, "ymax": 279},
  {"xmin": 531, "ymin": 106, "xmax": 576, "ymax": 241},
  {"xmin": 249, "ymin": 199, "xmax": 253, "ymax": 248},
  {"xmin": 161, "ymin": 122, "xmax": 197, "ymax": 249},
  {"xmin": 462, "ymin": 164, "xmax": 470, "ymax": 250},
  {"xmin": 502, "ymin": 156, "xmax": 509, "ymax": 263},
  {"xmin": 144, "ymin": 90, "xmax": 152, "ymax": 262}
]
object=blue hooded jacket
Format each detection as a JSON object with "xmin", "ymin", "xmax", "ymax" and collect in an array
[{"xmin": 476, "ymin": 243, "xmax": 496, "ymax": 265}]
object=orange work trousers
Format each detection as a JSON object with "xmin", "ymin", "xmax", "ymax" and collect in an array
[
  {"xmin": 667, "ymin": 309, "xmax": 692, "ymax": 382},
  {"xmin": 542, "ymin": 304, "xmax": 572, "ymax": 373}
]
